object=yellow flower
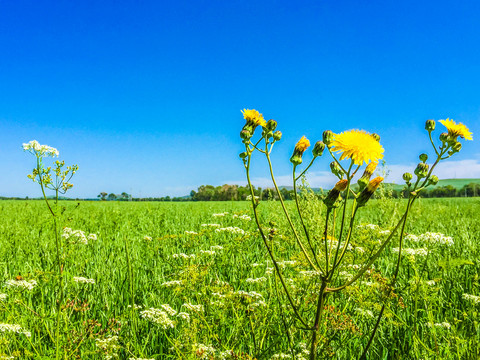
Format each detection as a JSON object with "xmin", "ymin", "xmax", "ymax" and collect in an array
[
  {"xmin": 294, "ymin": 136, "xmax": 310, "ymax": 154},
  {"xmin": 364, "ymin": 162, "xmax": 377, "ymax": 177},
  {"xmin": 439, "ymin": 119, "xmax": 473, "ymax": 140},
  {"xmin": 241, "ymin": 109, "xmax": 266, "ymax": 128},
  {"xmin": 331, "ymin": 130, "xmax": 384, "ymax": 165}
]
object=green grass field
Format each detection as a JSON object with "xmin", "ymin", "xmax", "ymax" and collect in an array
[{"xmin": 0, "ymin": 198, "xmax": 479, "ymax": 359}]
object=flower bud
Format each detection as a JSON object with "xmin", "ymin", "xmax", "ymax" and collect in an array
[
  {"xmin": 330, "ymin": 161, "xmax": 343, "ymax": 178},
  {"xmin": 371, "ymin": 133, "xmax": 381, "ymax": 142},
  {"xmin": 357, "ymin": 162, "xmax": 377, "ymax": 191},
  {"xmin": 357, "ymin": 177, "xmax": 384, "ymax": 207},
  {"xmin": 240, "ymin": 129, "xmax": 252, "ymax": 141},
  {"xmin": 425, "ymin": 119, "xmax": 435, "ymax": 132},
  {"xmin": 403, "ymin": 172, "xmax": 413, "ymax": 182},
  {"xmin": 266, "ymin": 119, "xmax": 277, "ymax": 131},
  {"xmin": 239, "ymin": 152, "xmax": 248, "ymax": 159},
  {"xmin": 324, "ymin": 179, "xmax": 348, "ymax": 209},
  {"xmin": 414, "ymin": 163, "xmax": 429, "ymax": 178},
  {"xmin": 451, "ymin": 141, "xmax": 462, "ymax": 153},
  {"xmin": 290, "ymin": 136, "xmax": 310, "ymax": 166},
  {"xmin": 273, "ymin": 131, "xmax": 282, "ymax": 141},
  {"xmin": 312, "ymin": 141, "xmax": 325, "ymax": 157},
  {"xmin": 428, "ymin": 175, "xmax": 439, "ymax": 186},
  {"xmin": 419, "ymin": 153, "xmax": 428, "ymax": 162},
  {"xmin": 323, "ymin": 130, "xmax": 334, "ymax": 146},
  {"xmin": 439, "ymin": 132, "xmax": 449, "ymax": 143}
]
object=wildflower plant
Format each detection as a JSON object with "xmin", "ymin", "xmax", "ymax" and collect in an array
[
  {"xmin": 239, "ymin": 112, "xmax": 472, "ymax": 359},
  {"xmin": 23, "ymin": 140, "xmax": 78, "ymax": 360}
]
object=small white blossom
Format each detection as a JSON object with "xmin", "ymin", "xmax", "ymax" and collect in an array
[
  {"xmin": 233, "ymin": 214, "xmax": 251, "ymax": 221},
  {"xmin": 172, "ymin": 253, "xmax": 196, "ymax": 259},
  {"xmin": 201, "ymin": 223, "xmax": 221, "ymax": 228},
  {"xmin": 215, "ymin": 227, "xmax": 245, "ymax": 235},
  {"xmin": 392, "ymin": 247, "xmax": 428, "ymax": 257},
  {"xmin": 0, "ymin": 294, "xmax": 6, "ymax": 301},
  {"xmin": 182, "ymin": 303, "xmax": 204, "ymax": 312},
  {"xmin": 0, "ymin": 323, "xmax": 31, "ymax": 337},
  {"xmin": 200, "ymin": 250, "xmax": 216, "ymax": 256},
  {"xmin": 185, "ymin": 231, "xmax": 198, "ymax": 235},
  {"xmin": 73, "ymin": 276, "xmax": 95, "ymax": 284},
  {"xmin": 212, "ymin": 212, "xmax": 228, "ymax": 217},
  {"xmin": 355, "ymin": 308, "xmax": 375, "ymax": 318},
  {"xmin": 427, "ymin": 322, "xmax": 451, "ymax": 329},
  {"xmin": 140, "ymin": 308, "xmax": 175, "ymax": 329},
  {"xmin": 246, "ymin": 277, "xmax": 267, "ymax": 284},
  {"xmin": 357, "ymin": 224, "xmax": 379, "ymax": 230},
  {"xmin": 176, "ymin": 312, "xmax": 190, "ymax": 322},
  {"xmin": 192, "ymin": 344, "xmax": 216, "ymax": 359},
  {"xmin": 23, "ymin": 140, "xmax": 59, "ymax": 157},
  {"xmin": 6, "ymin": 279, "xmax": 37, "ymax": 291},
  {"xmin": 161, "ymin": 280, "xmax": 183, "ymax": 287},
  {"xmin": 462, "ymin": 293, "xmax": 480, "ymax": 304},
  {"xmin": 210, "ymin": 245, "xmax": 224, "ymax": 250}
]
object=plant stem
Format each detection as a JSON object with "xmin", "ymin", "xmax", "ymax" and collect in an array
[{"xmin": 309, "ymin": 280, "xmax": 328, "ymax": 360}]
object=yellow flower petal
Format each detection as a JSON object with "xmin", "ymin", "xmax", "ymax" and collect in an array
[{"xmin": 331, "ymin": 130, "xmax": 384, "ymax": 165}]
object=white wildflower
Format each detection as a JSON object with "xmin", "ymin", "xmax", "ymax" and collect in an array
[
  {"xmin": 62, "ymin": 228, "xmax": 88, "ymax": 244},
  {"xmin": 355, "ymin": 247, "xmax": 365, "ymax": 254},
  {"xmin": 379, "ymin": 230, "xmax": 391, "ymax": 235},
  {"xmin": 0, "ymin": 294, "xmax": 6, "ymax": 301},
  {"xmin": 73, "ymin": 276, "xmax": 95, "ymax": 284},
  {"xmin": 246, "ymin": 277, "xmax": 267, "ymax": 284},
  {"xmin": 271, "ymin": 354, "xmax": 292, "ymax": 359},
  {"xmin": 127, "ymin": 304, "xmax": 143, "ymax": 310},
  {"xmin": 210, "ymin": 245, "xmax": 224, "ymax": 250},
  {"xmin": 23, "ymin": 140, "xmax": 59, "ymax": 157},
  {"xmin": 140, "ymin": 308, "xmax": 175, "ymax": 329},
  {"xmin": 6, "ymin": 279, "xmax": 37, "ymax": 291},
  {"xmin": 252, "ymin": 263, "xmax": 263, "ymax": 267},
  {"xmin": 355, "ymin": 308, "xmax": 374, "ymax": 318},
  {"xmin": 246, "ymin": 195, "xmax": 259, "ymax": 201},
  {"xmin": 172, "ymin": 253, "xmax": 196, "ymax": 259},
  {"xmin": 300, "ymin": 270, "xmax": 321, "ymax": 279},
  {"xmin": 357, "ymin": 224, "xmax": 379, "ymax": 230},
  {"xmin": 200, "ymin": 250, "xmax": 216, "ymax": 256},
  {"xmin": 0, "ymin": 323, "xmax": 32, "ymax": 337},
  {"xmin": 425, "ymin": 280, "xmax": 436, "ymax": 286},
  {"xmin": 277, "ymin": 260, "xmax": 296, "ymax": 268},
  {"xmin": 235, "ymin": 290, "xmax": 263, "ymax": 300},
  {"xmin": 88, "ymin": 233, "xmax": 97, "ymax": 241},
  {"xmin": 192, "ymin": 344, "xmax": 216, "ymax": 359},
  {"xmin": 95, "ymin": 335, "xmax": 121, "ymax": 352},
  {"xmin": 427, "ymin": 322, "xmax": 451, "ymax": 329},
  {"xmin": 462, "ymin": 293, "xmax": 480, "ymax": 304},
  {"xmin": 201, "ymin": 223, "xmax": 221, "ymax": 228},
  {"xmin": 176, "ymin": 312, "xmax": 190, "ymax": 322},
  {"xmin": 160, "ymin": 304, "xmax": 177, "ymax": 316},
  {"xmin": 185, "ymin": 231, "xmax": 198, "ymax": 235},
  {"xmin": 212, "ymin": 212, "xmax": 228, "ymax": 217},
  {"xmin": 392, "ymin": 247, "xmax": 428, "ymax": 257},
  {"xmin": 233, "ymin": 214, "xmax": 251, "ymax": 221},
  {"xmin": 161, "ymin": 280, "xmax": 183, "ymax": 287},
  {"xmin": 215, "ymin": 226, "xmax": 245, "ymax": 235}
]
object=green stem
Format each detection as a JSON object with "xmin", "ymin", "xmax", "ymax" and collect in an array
[{"xmin": 309, "ymin": 280, "xmax": 328, "ymax": 360}]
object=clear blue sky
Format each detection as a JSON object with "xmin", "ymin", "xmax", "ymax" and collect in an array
[{"xmin": 1, "ymin": 0, "xmax": 479, "ymax": 198}]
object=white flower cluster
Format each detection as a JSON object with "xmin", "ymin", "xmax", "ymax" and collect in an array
[
  {"xmin": 215, "ymin": 227, "xmax": 245, "ymax": 235},
  {"xmin": 405, "ymin": 232, "xmax": 454, "ymax": 246},
  {"xmin": 235, "ymin": 290, "xmax": 263, "ymax": 300},
  {"xmin": 210, "ymin": 245, "xmax": 224, "ymax": 250},
  {"xmin": 22, "ymin": 140, "xmax": 59, "ymax": 157},
  {"xmin": 185, "ymin": 231, "xmax": 198, "ymax": 235},
  {"xmin": 212, "ymin": 212, "xmax": 229, "ymax": 217},
  {"xmin": 95, "ymin": 335, "xmax": 121, "ymax": 353},
  {"xmin": 0, "ymin": 323, "xmax": 31, "ymax": 337},
  {"xmin": 426, "ymin": 322, "xmax": 451, "ymax": 329},
  {"xmin": 0, "ymin": 294, "xmax": 7, "ymax": 301},
  {"xmin": 62, "ymin": 227, "xmax": 97, "ymax": 245},
  {"xmin": 299, "ymin": 270, "xmax": 322, "ymax": 279},
  {"xmin": 192, "ymin": 343, "xmax": 216, "ymax": 360},
  {"xmin": 232, "ymin": 214, "xmax": 251, "ymax": 221},
  {"xmin": 462, "ymin": 293, "xmax": 480, "ymax": 304},
  {"xmin": 276, "ymin": 260, "xmax": 296, "ymax": 268},
  {"xmin": 246, "ymin": 277, "xmax": 267, "ymax": 284},
  {"xmin": 140, "ymin": 308, "xmax": 175, "ymax": 329},
  {"xmin": 172, "ymin": 253, "xmax": 196, "ymax": 260},
  {"xmin": 161, "ymin": 280, "xmax": 183, "ymax": 287},
  {"xmin": 6, "ymin": 279, "xmax": 37, "ymax": 291},
  {"xmin": 129, "ymin": 358, "xmax": 155, "ymax": 360},
  {"xmin": 246, "ymin": 195, "xmax": 259, "ymax": 201},
  {"xmin": 357, "ymin": 224, "xmax": 379, "ymax": 230},
  {"xmin": 73, "ymin": 276, "xmax": 95, "ymax": 284},
  {"xmin": 392, "ymin": 247, "xmax": 428, "ymax": 257},
  {"xmin": 201, "ymin": 223, "xmax": 220, "ymax": 228},
  {"xmin": 355, "ymin": 308, "xmax": 375, "ymax": 318},
  {"xmin": 160, "ymin": 304, "xmax": 177, "ymax": 316}
]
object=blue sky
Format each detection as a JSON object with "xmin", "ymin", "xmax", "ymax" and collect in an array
[{"xmin": 1, "ymin": 0, "xmax": 479, "ymax": 198}]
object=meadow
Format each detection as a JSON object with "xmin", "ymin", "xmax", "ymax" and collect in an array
[{"xmin": 0, "ymin": 197, "xmax": 479, "ymax": 359}]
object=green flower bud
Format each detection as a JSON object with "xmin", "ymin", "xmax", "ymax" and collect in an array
[
  {"xmin": 240, "ymin": 129, "xmax": 252, "ymax": 141},
  {"xmin": 239, "ymin": 152, "xmax": 248, "ymax": 159},
  {"xmin": 414, "ymin": 163, "xmax": 429, "ymax": 178},
  {"xmin": 266, "ymin": 119, "xmax": 277, "ymax": 131},
  {"xmin": 312, "ymin": 141, "xmax": 326, "ymax": 157},
  {"xmin": 273, "ymin": 131, "xmax": 282, "ymax": 141},
  {"xmin": 428, "ymin": 175, "xmax": 439, "ymax": 186},
  {"xmin": 439, "ymin": 132, "xmax": 449, "ymax": 143},
  {"xmin": 371, "ymin": 133, "xmax": 381, "ymax": 142},
  {"xmin": 330, "ymin": 161, "xmax": 343, "ymax": 178},
  {"xmin": 290, "ymin": 154, "xmax": 303, "ymax": 166},
  {"xmin": 403, "ymin": 172, "xmax": 413, "ymax": 182},
  {"xmin": 323, "ymin": 130, "xmax": 334, "ymax": 146},
  {"xmin": 425, "ymin": 119, "xmax": 435, "ymax": 131},
  {"xmin": 419, "ymin": 153, "xmax": 428, "ymax": 162},
  {"xmin": 324, "ymin": 180, "xmax": 348, "ymax": 209},
  {"xmin": 357, "ymin": 177, "xmax": 369, "ymax": 191},
  {"xmin": 451, "ymin": 141, "xmax": 462, "ymax": 153}
]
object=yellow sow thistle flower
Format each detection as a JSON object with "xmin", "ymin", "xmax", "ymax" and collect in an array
[
  {"xmin": 439, "ymin": 119, "xmax": 473, "ymax": 141},
  {"xmin": 241, "ymin": 109, "xmax": 266, "ymax": 128},
  {"xmin": 357, "ymin": 162, "xmax": 378, "ymax": 191},
  {"xmin": 331, "ymin": 130, "xmax": 384, "ymax": 165},
  {"xmin": 357, "ymin": 176, "xmax": 384, "ymax": 207}
]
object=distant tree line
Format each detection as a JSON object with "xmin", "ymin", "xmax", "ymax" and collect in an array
[{"xmin": 389, "ymin": 182, "xmax": 480, "ymax": 198}]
